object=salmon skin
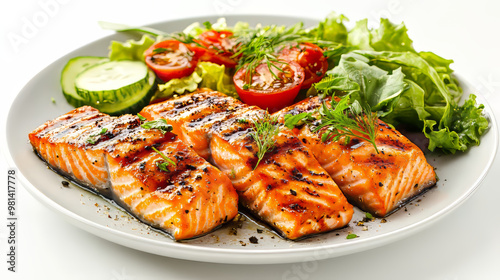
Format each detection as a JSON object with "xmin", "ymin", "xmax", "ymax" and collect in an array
[
  {"xmin": 274, "ymin": 96, "xmax": 437, "ymax": 217},
  {"xmin": 141, "ymin": 90, "xmax": 354, "ymax": 240},
  {"xmin": 29, "ymin": 106, "xmax": 238, "ymax": 240}
]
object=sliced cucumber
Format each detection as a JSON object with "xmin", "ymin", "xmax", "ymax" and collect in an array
[
  {"xmin": 74, "ymin": 60, "xmax": 157, "ymax": 115},
  {"xmin": 61, "ymin": 56, "xmax": 109, "ymax": 107}
]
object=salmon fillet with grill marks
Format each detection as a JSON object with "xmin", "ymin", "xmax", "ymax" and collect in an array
[
  {"xmin": 29, "ymin": 106, "xmax": 238, "ymax": 240},
  {"xmin": 274, "ymin": 96, "xmax": 437, "ymax": 217},
  {"xmin": 141, "ymin": 90, "xmax": 354, "ymax": 240}
]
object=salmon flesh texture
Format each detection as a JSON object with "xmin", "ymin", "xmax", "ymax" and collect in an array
[
  {"xmin": 29, "ymin": 106, "xmax": 239, "ymax": 240},
  {"xmin": 273, "ymin": 96, "xmax": 437, "ymax": 217},
  {"xmin": 141, "ymin": 90, "xmax": 354, "ymax": 240}
]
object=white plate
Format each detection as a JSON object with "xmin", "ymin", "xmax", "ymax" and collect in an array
[{"xmin": 6, "ymin": 15, "xmax": 498, "ymax": 264}]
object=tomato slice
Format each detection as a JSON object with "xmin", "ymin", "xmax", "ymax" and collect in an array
[
  {"xmin": 144, "ymin": 40, "xmax": 199, "ymax": 81},
  {"xmin": 233, "ymin": 60, "xmax": 305, "ymax": 113},
  {"xmin": 192, "ymin": 30, "xmax": 239, "ymax": 68},
  {"xmin": 278, "ymin": 43, "xmax": 328, "ymax": 89}
]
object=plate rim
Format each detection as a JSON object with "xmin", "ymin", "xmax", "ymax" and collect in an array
[{"xmin": 5, "ymin": 14, "xmax": 499, "ymax": 264}]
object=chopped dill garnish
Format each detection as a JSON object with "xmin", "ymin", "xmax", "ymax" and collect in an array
[
  {"xmin": 283, "ymin": 95, "xmax": 379, "ymax": 153},
  {"xmin": 233, "ymin": 23, "xmax": 307, "ymax": 84},
  {"xmin": 152, "ymin": 146, "xmax": 176, "ymax": 172},
  {"xmin": 136, "ymin": 113, "xmax": 147, "ymax": 121},
  {"xmin": 250, "ymin": 113, "xmax": 280, "ymax": 170},
  {"xmin": 86, "ymin": 128, "xmax": 107, "ymax": 144},
  {"xmin": 152, "ymin": 47, "xmax": 168, "ymax": 54}
]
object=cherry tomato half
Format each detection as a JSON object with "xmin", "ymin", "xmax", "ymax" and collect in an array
[
  {"xmin": 278, "ymin": 43, "xmax": 328, "ymax": 89},
  {"xmin": 144, "ymin": 40, "xmax": 199, "ymax": 81},
  {"xmin": 192, "ymin": 30, "xmax": 239, "ymax": 68},
  {"xmin": 233, "ymin": 60, "xmax": 305, "ymax": 113}
]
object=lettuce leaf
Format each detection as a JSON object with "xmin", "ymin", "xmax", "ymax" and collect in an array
[
  {"xmin": 347, "ymin": 19, "xmax": 373, "ymax": 51},
  {"xmin": 156, "ymin": 70, "xmax": 203, "ymax": 100},
  {"xmin": 153, "ymin": 62, "xmax": 236, "ymax": 101},
  {"xmin": 347, "ymin": 18, "xmax": 414, "ymax": 52},
  {"xmin": 308, "ymin": 12, "xmax": 348, "ymax": 45},
  {"xmin": 450, "ymin": 94, "xmax": 489, "ymax": 149},
  {"xmin": 317, "ymin": 50, "xmax": 488, "ymax": 153},
  {"xmin": 324, "ymin": 52, "xmax": 407, "ymax": 112},
  {"xmin": 108, "ymin": 35, "xmax": 155, "ymax": 61},
  {"xmin": 370, "ymin": 19, "xmax": 415, "ymax": 52},
  {"xmin": 182, "ymin": 18, "xmax": 230, "ymax": 38},
  {"xmin": 198, "ymin": 62, "xmax": 237, "ymax": 98}
]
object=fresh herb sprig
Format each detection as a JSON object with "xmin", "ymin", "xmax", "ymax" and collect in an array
[
  {"xmin": 152, "ymin": 146, "xmax": 176, "ymax": 172},
  {"xmin": 233, "ymin": 23, "xmax": 309, "ymax": 84},
  {"xmin": 140, "ymin": 118, "xmax": 173, "ymax": 134},
  {"xmin": 250, "ymin": 113, "xmax": 281, "ymax": 170},
  {"xmin": 86, "ymin": 128, "xmax": 108, "ymax": 144},
  {"xmin": 284, "ymin": 96, "xmax": 379, "ymax": 153}
]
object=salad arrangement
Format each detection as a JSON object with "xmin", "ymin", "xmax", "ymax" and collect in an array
[{"xmin": 61, "ymin": 12, "xmax": 489, "ymax": 154}]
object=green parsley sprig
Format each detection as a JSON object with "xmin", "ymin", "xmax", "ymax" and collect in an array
[
  {"xmin": 250, "ymin": 113, "xmax": 281, "ymax": 170},
  {"xmin": 140, "ymin": 118, "xmax": 173, "ymax": 134}
]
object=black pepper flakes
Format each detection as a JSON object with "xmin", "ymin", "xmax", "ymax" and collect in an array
[
  {"xmin": 185, "ymin": 164, "xmax": 196, "ymax": 170},
  {"xmin": 290, "ymin": 189, "xmax": 297, "ymax": 196},
  {"xmin": 61, "ymin": 181, "xmax": 70, "ymax": 188}
]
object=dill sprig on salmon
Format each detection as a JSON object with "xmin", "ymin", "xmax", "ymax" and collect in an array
[{"xmin": 250, "ymin": 113, "xmax": 280, "ymax": 169}]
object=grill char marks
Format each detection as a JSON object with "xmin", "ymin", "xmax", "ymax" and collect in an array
[
  {"xmin": 141, "ymin": 89, "xmax": 354, "ymax": 240},
  {"xmin": 274, "ymin": 96, "xmax": 437, "ymax": 217},
  {"xmin": 29, "ymin": 106, "xmax": 239, "ymax": 240},
  {"xmin": 140, "ymin": 89, "xmax": 254, "ymax": 160}
]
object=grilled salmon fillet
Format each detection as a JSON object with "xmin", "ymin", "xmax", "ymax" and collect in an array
[
  {"xmin": 141, "ymin": 89, "xmax": 252, "ymax": 161},
  {"xmin": 141, "ymin": 90, "xmax": 354, "ymax": 240},
  {"xmin": 29, "ymin": 106, "xmax": 238, "ymax": 240},
  {"xmin": 274, "ymin": 96, "xmax": 437, "ymax": 217}
]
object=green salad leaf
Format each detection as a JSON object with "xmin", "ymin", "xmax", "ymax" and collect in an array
[
  {"xmin": 308, "ymin": 12, "xmax": 348, "ymax": 45},
  {"xmin": 316, "ymin": 49, "xmax": 488, "ymax": 153},
  {"xmin": 198, "ymin": 62, "xmax": 237, "ymax": 97},
  {"xmin": 323, "ymin": 52, "xmax": 407, "ymax": 112},
  {"xmin": 156, "ymin": 69, "xmax": 203, "ymax": 100},
  {"xmin": 108, "ymin": 34, "xmax": 155, "ymax": 61},
  {"xmin": 182, "ymin": 18, "xmax": 229, "ymax": 38},
  {"xmin": 154, "ymin": 62, "xmax": 236, "ymax": 101},
  {"xmin": 307, "ymin": 13, "xmax": 489, "ymax": 154},
  {"xmin": 369, "ymin": 18, "xmax": 415, "ymax": 52}
]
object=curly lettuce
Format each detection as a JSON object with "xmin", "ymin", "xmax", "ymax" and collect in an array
[
  {"xmin": 154, "ymin": 62, "xmax": 236, "ymax": 101},
  {"xmin": 108, "ymin": 35, "xmax": 155, "ymax": 61}
]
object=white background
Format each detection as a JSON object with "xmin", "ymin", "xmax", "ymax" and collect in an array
[{"xmin": 1, "ymin": 0, "xmax": 500, "ymax": 279}]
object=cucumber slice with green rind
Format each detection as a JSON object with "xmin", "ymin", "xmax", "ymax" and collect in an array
[
  {"xmin": 91, "ymin": 69, "xmax": 157, "ymax": 115},
  {"xmin": 60, "ymin": 56, "xmax": 109, "ymax": 107},
  {"xmin": 74, "ymin": 60, "xmax": 156, "ymax": 115}
]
